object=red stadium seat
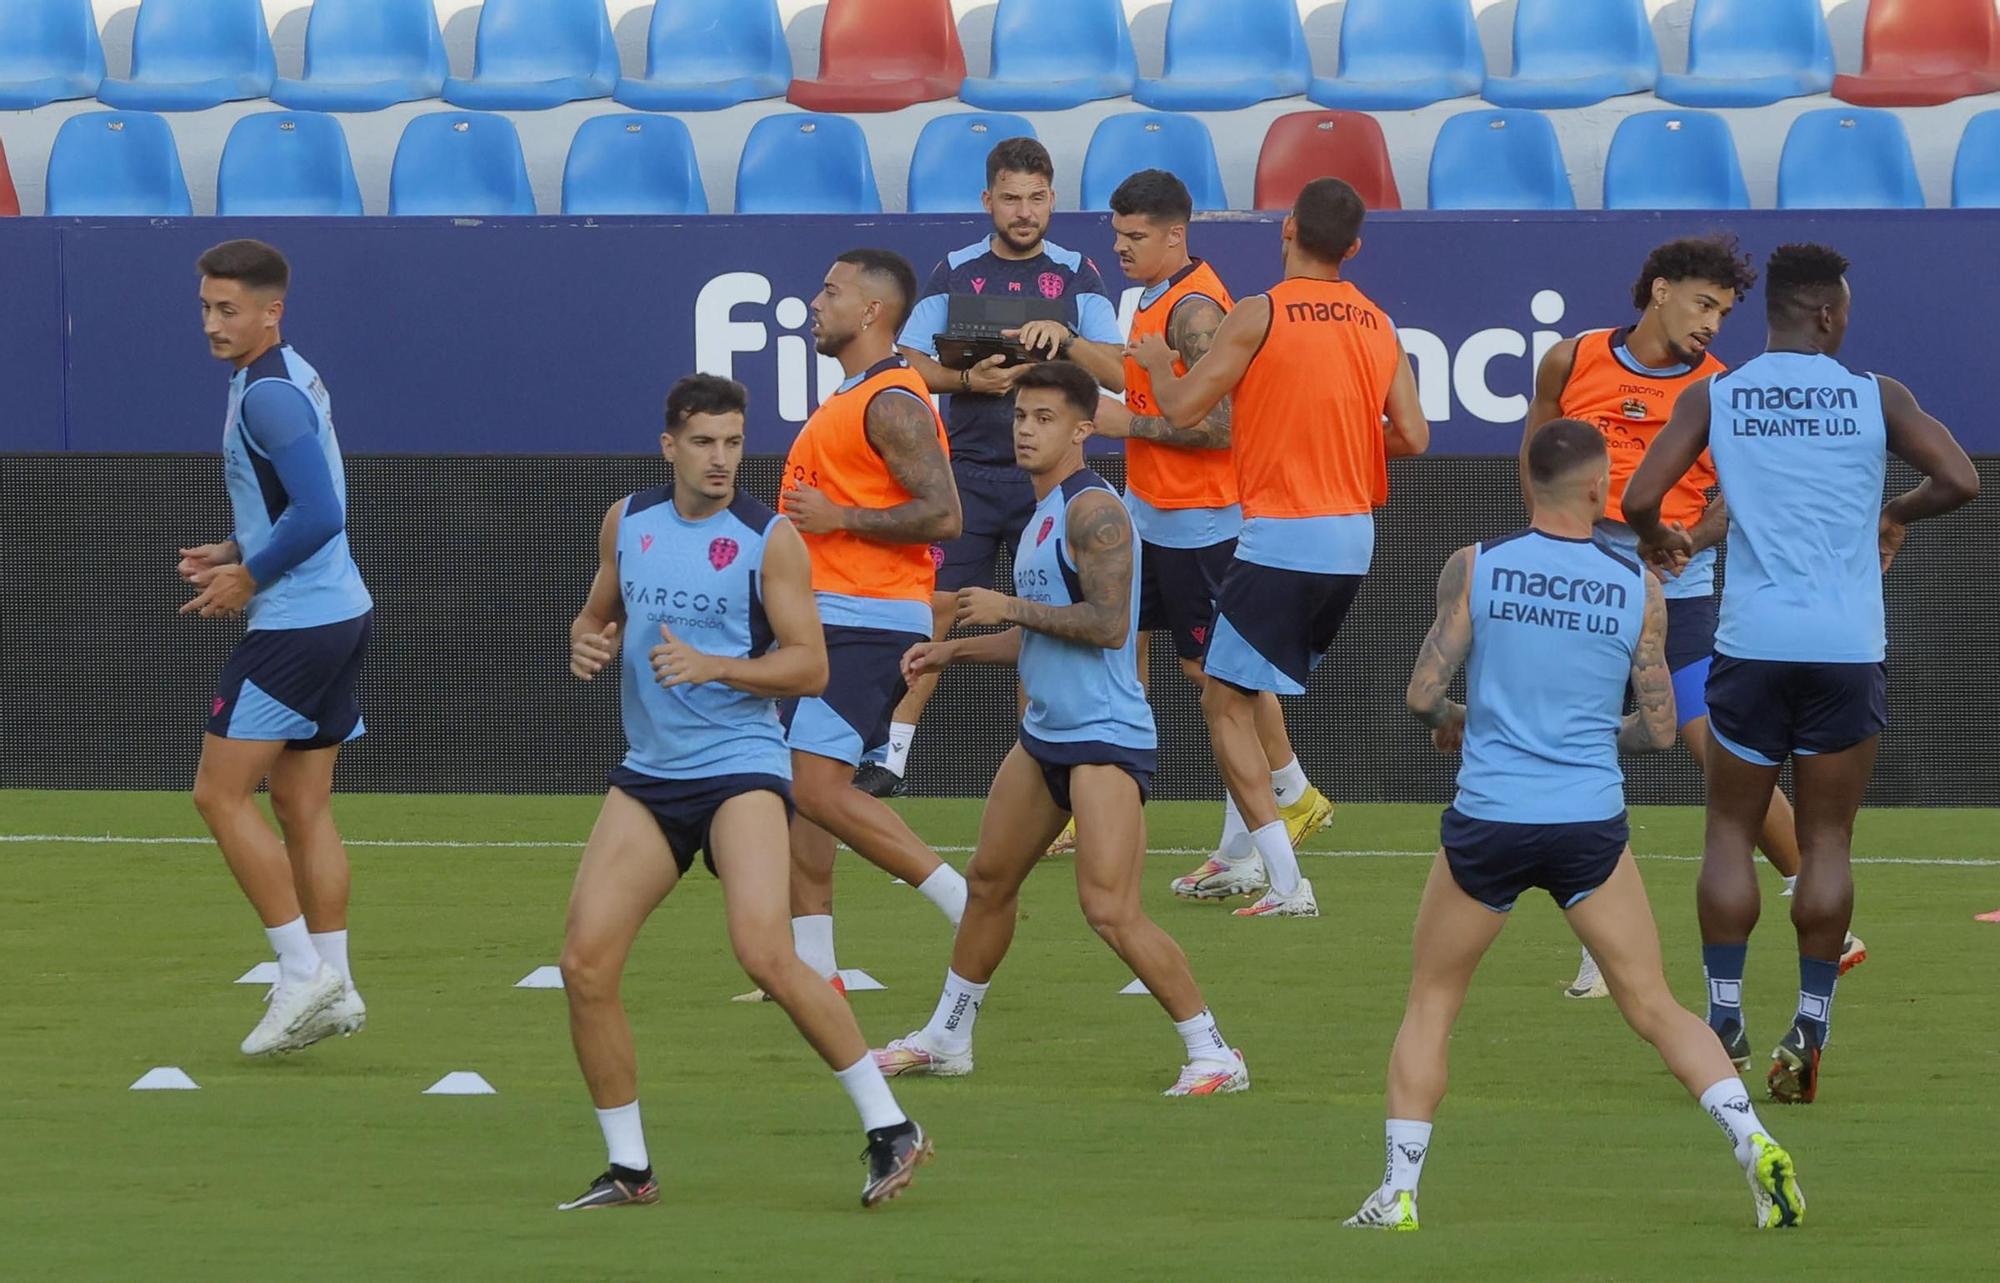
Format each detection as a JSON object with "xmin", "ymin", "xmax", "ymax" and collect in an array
[
  {"xmin": 787, "ymin": 0, "xmax": 965, "ymax": 112},
  {"xmin": 0, "ymin": 135, "xmax": 18, "ymax": 215},
  {"xmin": 1832, "ymin": 0, "xmax": 2000, "ymax": 107},
  {"xmin": 1254, "ymin": 111, "xmax": 1401, "ymax": 211}
]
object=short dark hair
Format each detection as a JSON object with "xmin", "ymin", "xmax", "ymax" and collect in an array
[
  {"xmin": 1109, "ymin": 168, "xmax": 1192, "ymax": 225},
  {"xmin": 1629, "ymin": 234, "xmax": 1757, "ymax": 310},
  {"xmin": 1012, "ymin": 360, "xmax": 1099, "ymax": 419},
  {"xmin": 985, "ymin": 136, "xmax": 1053, "ymax": 189},
  {"xmin": 1292, "ymin": 178, "xmax": 1365, "ymax": 263},
  {"xmin": 1527, "ymin": 418, "xmax": 1607, "ymax": 486},
  {"xmin": 1764, "ymin": 242, "xmax": 1850, "ymax": 323},
  {"xmin": 833, "ymin": 247, "xmax": 919, "ymax": 333},
  {"xmin": 197, "ymin": 239, "xmax": 290, "ymax": 293},
  {"xmin": 664, "ymin": 373, "xmax": 747, "ymax": 431}
]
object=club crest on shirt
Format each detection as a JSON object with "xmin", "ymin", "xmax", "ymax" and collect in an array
[
  {"xmin": 928, "ymin": 543, "xmax": 946, "ymax": 569},
  {"xmin": 1035, "ymin": 516, "xmax": 1055, "ymax": 546},
  {"xmin": 1037, "ymin": 272, "xmax": 1065, "ymax": 300},
  {"xmin": 708, "ymin": 537, "xmax": 739, "ymax": 571},
  {"xmin": 1622, "ymin": 398, "xmax": 1648, "ymax": 420}
]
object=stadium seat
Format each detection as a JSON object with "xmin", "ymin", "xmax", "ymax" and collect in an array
[
  {"xmin": 0, "ymin": 0, "xmax": 106, "ymax": 110},
  {"xmin": 1602, "ymin": 111, "xmax": 1747, "ymax": 210},
  {"xmin": 614, "ymin": 0, "xmax": 790, "ymax": 111},
  {"xmin": 1254, "ymin": 111, "xmax": 1401, "ymax": 211},
  {"xmin": 0, "ymin": 137, "xmax": 18, "ymax": 216},
  {"xmin": 1307, "ymin": 0, "xmax": 1484, "ymax": 111},
  {"xmin": 562, "ymin": 114, "xmax": 707, "ymax": 215},
  {"xmin": 95, "ymin": 0, "xmax": 275, "ymax": 112},
  {"xmin": 1656, "ymin": 0, "xmax": 1834, "ymax": 108},
  {"xmin": 1427, "ymin": 109, "xmax": 1574, "ymax": 210},
  {"xmin": 1952, "ymin": 109, "xmax": 2000, "ymax": 207},
  {"xmin": 735, "ymin": 113, "xmax": 881, "ymax": 214},
  {"xmin": 1133, "ymin": 0, "xmax": 1311, "ymax": 111},
  {"xmin": 388, "ymin": 112, "xmax": 536, "ymax": 216},
  {"xmin": 215, "ymin": 111, "xmax": 363, "ymax": 217},
  {"xmin": 1778, "ymin": 109, "xmax": 1925, "ymax": 209},
  {"xmin": 44, "ymin": 110, "xmax": 192, "ymax": 216},
  {"xmin": 1833, "ymin": 0, "xmax": 2000, "ymax": 107},
  {"xmin": 270, "ymin": 0, "xmax": 448, "ymax": 112},
  {"xmin": 960, "ymin": 0, "xmax": 1136, "ymax": 111},
  {"xmin": 1484, "ymin": 0, "xmax": 1658, "ymax": 109},
  {"xmin": 908, "ymin": 112, "xmax": 1036, "ymax": 213},
  {"xmin": 1080, "ymin": 112, "xmax": 1227, "ymax": 212},
  {"xmin": 442, "ymin": 0, "xmax": 618, "ymax": 110},
  {"xmin": 787, "ymin": 0, "xmax": 965, "ymax": 113}
]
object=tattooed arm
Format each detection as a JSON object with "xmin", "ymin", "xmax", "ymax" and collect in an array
[
  {"xmin": 785, "ymin": 389, "xmax": 962, "ymax": 544},
  {"xmin": 1618, "ymin": 574, "xmax": 1677, "ymax": 754},
  {"xmin": 1121, "ymin": 295, "xmax": 1233, "ymax": 449},
  {"xmin": 980, "ymin": 490, "xmax": 1133, "ymax": 649},
  {"xmin": 1407, "ymin": 547, "xmax": 1473, "ymax": 748}
]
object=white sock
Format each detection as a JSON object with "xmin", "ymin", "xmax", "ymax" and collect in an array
[
  {"xmin": 916, "ymin": 864, "xmax": 967, "ymax": 926},
  {"xmin": 835, "ymin": 1054, "xmax": 908, "ymax": 1132},
  {"xmin": 595, "ymin": 1100, "xmax": 649, "ymax": 1172},
  {"xmin": 1215, "ymin": 793, "xmax": 1253, "ymax": 861},
  {"xmin": 1172, "ymin": 1008, "xmax": 1231, "ymax": 1066},
  {"xmin": 1271, "ymin": 756, "xmax": 1309, "ymax": 809},
  {"xmin": 1781, "ymin": 874, "xmax": 1798, "ymax": 898},
  {"xmin": 1383, "ymin": 1119, "xmax": 1433, "ymax": 1195},
  {"xmin": 791, "ymin": 915, "xmax": 837, "ymax": 980},
  {"xmin": 1250, "ymin": 820, "xmax": 1301, "ymax": 898},
  {"xmin": 920, "ymin": 968, "xmax": 988, "ymax": 1054},
  {"xmin": 883, "ymin": 722, "xmax": 916, "ymax": 777},
  {"xmin": 310, "ymin": 929, "xmax": 350, "ymax": 987},
  {"xmin": 1699, "ymin": 1077, "xmax": 1769, "ymax": 1166},
  {"xmin": 265, "ymin": 916, "xmax": 320, "ymax": 983}
]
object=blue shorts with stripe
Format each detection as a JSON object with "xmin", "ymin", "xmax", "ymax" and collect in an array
[
  {"xmin": 1705, "ymin": 655, "xmax": 1888, "ymax": 767},
  {"xmin": 1440, "ymin": 807, "xmax": 1628, "ymax": 914},
  {"xmin": 208, "ymin": 612, "xmax": 370, "ymax": 750},
  {"xmin": 1203, "ymin": 559, "xmax": 1363, "ymax": 695},
  {"xmin": 781, "ymin": 624, "xmax": 926, "ymax": 766},
  {"xmin": 1019, "ymin": 730, "xmax": 1156, "ymax": 812},
  {"xmin": 608, "ymin": 765, "xmax": 792, "ymax": 876},
  {"xmin": 1664, "ymin": 595, "xmax": 1718, "ymax": 728}
]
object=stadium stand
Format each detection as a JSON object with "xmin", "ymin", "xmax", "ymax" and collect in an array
[
  {"xmin": 1080, "ymin": 111, "xmax": 1227, "ymax": 210},
  {"xmin": 1133, "ymin": 0, "xmax": 1312, "ymax": 111},
  {"xmin": 1778, "ymin": 107, "xmax": 1926, "ymax": 208},
  {"xmin": 95, "ymin": 0, "xmax": 275, "ymax": 112},
  {"xmin": 907, "ymin": 111, "xmax": 1037, "ymax": 213},
  {"xmin": 1484, "ymin": 0, "xmax": 1659, "ymax": 110},
  {"xmin": 0, "ymin": 137, "xmax": 18, "ymax": 216},
  {"xmin": 1307, "ymin": 0, "xmax": 1484, "ymax": 112},
  {"xmin": 1602, "ymin": 110, "xmax": 1749, "ymax": 210},
  {"xmin": 561, "ymin": 113, "xmax": 707, "ymax": 215},
  {"xmin": 1254, "ymin": 110, "xmax": 1401, "ymax": 211},
  {"xmin": 1952, "ymin": 108, "xmax": 2000, "ymax": 206},
  {"xmin": 43, "ymin": 109, "xmax": 191, "ymax": 215},
  {"xmin": 1655, "ymin": 0, "xmax": 1835, "ymax": 108},
  {"xmin": 388, "ymin": 111, "xmax": 536, "ymax": 215},
  {"xmin": 612, "ymin": 0, "xmax": 791, "ymax": 112},
  {"xmin": 215, "ymin": 109, "xmax": 363, "ymax": 216},
  {"xmin": 441, "ymin": 0, "xmax": 619, "ymax": 111},
  {"xmin": 270, "ymin": 0, "xmax": 449, "ymax": 113},
  {"xmin": 1834, "ymin": 0, "xmax": 2000, "ymax": 108},
  {"xmin": 786, "ymin": 0, "xmax": 966, "ymax": 113},
  {"xmin": 1427, "ymin": 108, "xmax": 1575, "ymax": 210},
  {"xmin": 736, "ymin": 112, "xmax": 883, "ymax": 214},
  {"xmin": 959, "ymin": 0, "xmax": 1137, "ymax": 111},
  {"xmin": 0, "ymin": 0, "xmax": 105, "ymax": 110}
]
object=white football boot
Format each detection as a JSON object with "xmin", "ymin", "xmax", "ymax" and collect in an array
[{"xmin": 241, "ymin": 962, "xmax": 345, "ymax": 1057}]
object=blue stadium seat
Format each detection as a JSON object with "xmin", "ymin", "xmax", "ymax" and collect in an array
[
  {"xmin": 1777, "ymin": 108, "xmax": 1924, "ymax": 209},
  {"xmin": 443, "ymin": 0, "xmax": 618, "ymax": 110},
  {"xmin": 1952, "ymin": 110, "xmax": 2000, "ymax": 208},
  {"xmin": 1308, "ymin": 0, "xmax": 1484, "ymax": 111},
  {"xmin": 44, "ymin": 110, "xmax": 192, "ymax": 215},
  {"xmin": 1080, "ymin": 112, "xmax": 1227, "ymax": 211},
  {"xmin": 1133, "ymin": 0, "xmax": 1310, "ymax": 111},
  {"xmin": 1657, "ymin": 0, "xmax": 1833, "ymax": 108},
  {"xmin": 960, "ymin": 0, "xmax": 1136, "ymax": 111},
  {"xmin": 1427, "ymin": 109, "xmax": 1573, "ymax": 210},
  {"xmin": 216, "ymin": 111, "xmax": 363, "ymax": 216},
  {"xmin": 1484, "ymin": 0, "xmax": 1657, "ymax": 109},
  {"xmin": 271, "ymin": 0, "xmax": 448, "ymax": 112},
  {"xmin": 0, "ymin": 0, "xmax": 106, "ymax": 109},
  {"xmin": 562, "ymin": 114, "xmax": 707, "ymax": 215},
  {"xmin": 907, "ymin": 112, "xmax": 1036, "ymax": 213},
  {"xmin": 388, "ymin": 112, "xmax": 536, "ymax": 215},
  {"xmin": 1602, "ymin": 111, "xmax": 1747, "ymax": 210},
  {"xmin": 735, "ymin": 113, "xmax": 881, "ymax": 214},
  {"xmin": 614, "ymin": 0, "xmax": 790, "ymax": 111},
  {"xmin": 96, "ymin": 0, "xmax": 275, "ymax": 112}
]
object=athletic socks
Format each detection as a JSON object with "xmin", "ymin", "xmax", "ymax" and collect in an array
[
  {"xmin": 1796, "ymin": 955, "xmax": 1839, "ymax": 1045},
  {"xmin": 791, "ymin": 915, "xmax": 837, "ymax": 980},
  {"xmin": 1250, "ymin": 820, "xmax": 1301, "ymax": 898},
  {"xmin": 594, "ymin": 1100, "xmax": 649, "ymax": 1172},
  {"xmin": 1271, "ymin": 757, "xmax": 1309, "ymax": 810},
  {"xmin": 916, "ymin": 864, "xmax": 968, "ymax": 926},
  {"xmin": 1780, "ymin": 874, "xmax": 1798, "ymax": 898},
  {"xmin": 835, "ymin": 1054, "xmax": 908, "ymax": 1132},
  {"xmin": 1382, "ymin": 1119, "xmax": 1433, "ymax": 1196},
  {"xmin": 883, "ymin": 722, "xmax": 916, "ymax": 778},
  {"xmin": 1215, "ymin": 794, "xmax": 1253, "ymax": 863},
  {"xmin": 920, "ymin": 968, "xmax": 987, "ymax": 1055},
  {"xmin": 310, "ymin": 929, "xmax": 350, "ymax": 987},
  {"xmin": 1172, "ymin": 1008, "xmax": 1231, "ymax": 1066},
  {"xmin": 1699, "ymin": 1077, "xmax": 1771, "ymax": 1167},
  {"xmin": 1702, "ymin": 942, "xmax": 1747, "ymax": 1032},
  {"xmin": 265, "ymin": 916, "xmax": 321, "ymax": 984}
]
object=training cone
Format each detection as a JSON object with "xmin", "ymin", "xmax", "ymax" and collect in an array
[
  {"xmin": 1119, "ymin": 978, "xmax": 1150, "ymax": 995},
  {"xmin": 515, "ymin": 965, "xmax": 564, "ymax": 989},
  {"xmin": 837, "ymin": 969, "xmax": 886, "ymax": 992},
  {"xmin": 131, "ymin": 1066, "xmax": 199, "ymax": 1090},
  {"xmin": 424, "ymin": 1072, "xmax": 497, "ymax": 1095},
  {"xmin": 235, "ymin": 962, "xmax": 280, "ymax": 985}
]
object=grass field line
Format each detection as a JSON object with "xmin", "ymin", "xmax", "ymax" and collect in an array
[{"xmin": 3, "ymin": 832, "xmax": 1996, "ymax": 866}]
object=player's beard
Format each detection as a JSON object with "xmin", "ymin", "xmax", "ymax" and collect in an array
[
  {"xmin": 997, "ymin": 220, "xmax": 1045, "ymax": 254},
  {"xmin": 814, "ymin": 327, "xmax": 852, "ymax": 358}
]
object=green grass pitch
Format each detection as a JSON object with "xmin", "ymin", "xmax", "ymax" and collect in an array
[{"xmin": 2, "ymin": 790, "xmax": 1995, "ymax": 1281}]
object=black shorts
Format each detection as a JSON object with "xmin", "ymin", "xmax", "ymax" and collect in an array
[
  {"xmin": 780, "ymin": 624, "xmax": 925, "ymax": 765},
  {"xmin": 608, "ymin": 766, "xmax": 793, "ymax": 876},
  {"xmin": 1440, "ymin": 807, "xmax": 1629, "ymax": 914},
  {"xmin": 1203, "ymin": 559, "xmax": 1363, "ymax": 695},
  {"xmin": 208, "ymin": 612, "xmax": 371, "ymax": 750},
  {"xmin": 1705, "ymin": 654, "xmax": 1889, "ymax": 766},
  {"xmin": 1664, "ymin": 595, "xmax": 1717, "ymax": 673},
  {"xmin": 935, "ymin": 459, "xmax": 1037, "ymax": 593},
  {"xmin": 1019, "ymin": 730, "xmax": 1156, "ymax": 812},
  {"xmin": 1138, "ymin": 538, "xmax": 1235, "ymax": 660}
]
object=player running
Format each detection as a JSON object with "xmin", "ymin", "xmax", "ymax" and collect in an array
[
  {"xmin": 561, "ymin": 375, "xmax": 931, "ymax": 1211},
  {"xmin": 1133, "ymin": 178, "xmax": 1428, "ymax": 918},
  {"xmin": 180, "ymin": 239, "xmax": 371, "ymax": 1057},
  {"xmin": 1624, "ymin": 243, "xmax": 1977, "ymax": 1104},
  {"xmin": 1089, "ymin": 168, "xmax": 1336, "ymax": 895},
  {"xmin": 872, "ymin": 362, "xmax": 1248, "ymax": 1097},
  {"xmin": 1343, "ymin": 419, "xmax": 1804, "ymax": 1233}
]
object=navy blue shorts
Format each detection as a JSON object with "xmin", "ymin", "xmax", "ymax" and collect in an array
[
  {"xmin": 935, "ymin": 459, "xmax": 1037, "ymax": 593},
  {"xmin": 208, "ymin": 612, "xmax": 371, "ymax": 750},
  {"xmin": 1203, "ymin": 559, "xmax": 1363, "ymax": 695},
  {"xmin": 608, "ymin": 766, "xmax": 793, "ymax": 876},
  {"xmin": 1706, "ymin": 654, "xmax": 1888, "ymax": 767},
  {"xmin": 780, "ymin": 624, "xmax": 925, "ymax": 766},
  {"xmin": 1665, "ymin": 595, "xmax": 1717, "ymax": 727},
  {"xmin": 1440, "ymin": 807, "xmax": 1629, "ymax": 914},
  {"xmin": 1019, "ymin": 730, "xmax": 1156, "ymax": 812},
  {"xmin": 1138, "ymin": 538, "xmax": 1235, "ymax": 660}
]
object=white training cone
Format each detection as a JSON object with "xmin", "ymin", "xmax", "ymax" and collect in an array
[
  {"xmin": 424, "ymin": 1072, "xmax": 497, "ymax": 1095},
  {"xmin": 838, "ymin": 969, "xmax": 886, "ymax": 992},
  {"xmin": 131, "ymin": 1066, "xmax": 199, "ymax": 1090},
  {"xmin": 235, "ymin": 961, "xmax": 280, "ymax": 985},
  {"xmin": 1119, "ymin": 978, "xmax": 1150, "ymax": 996},
  {"xmin": 515, "ymin": 966, "xmax": 564, "ymax": 989}
]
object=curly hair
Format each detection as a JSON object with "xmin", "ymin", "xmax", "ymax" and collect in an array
[
  {"xmin": 1629, "ymin": 234, "xmax": 1758, "ymax": 310},
  {"xmin": 1764, "ymin": 242, "xmax": 1850, "ymax": 320}
]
